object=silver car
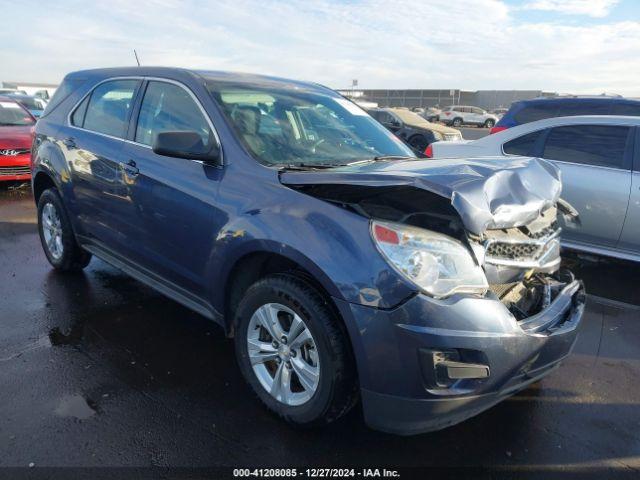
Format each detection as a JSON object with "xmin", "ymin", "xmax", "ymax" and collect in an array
[
  {"xmin": 440, "ymin": 105, "xmax": 499, "ymax": 128},
  {"xmin": 428, "ymin": 115, "xmax": 640, "ymax": 262}
]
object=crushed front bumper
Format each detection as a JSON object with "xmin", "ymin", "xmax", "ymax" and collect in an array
[{"xmin": 335, "ymin": 279, "xmax": 585, "ymax": 435}]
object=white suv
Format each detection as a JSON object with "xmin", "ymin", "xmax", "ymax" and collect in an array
[{"xmin": 440, "ymin": 106, "xmax": 498, "ymax": 128}]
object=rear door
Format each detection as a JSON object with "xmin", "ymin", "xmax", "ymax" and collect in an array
[
  {"xmin": 538, "ymin": 124, "xmax": 633, "ymax": 249},
  {"xmin": 618, "ymin": 127, "xmax": 640, "ymax": 255},
  {"xmin": 63, "ymin": 78, "xmax": 141, "ymax": 250},
  {"xmin": 469, "ymin": 107, "xmax": 484, "ymax": 125}
]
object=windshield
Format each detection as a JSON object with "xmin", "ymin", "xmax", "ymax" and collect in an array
[
  {"xmin": 0, "ymin": 100, "xmax": 35, "ymax": 126},
  {"xmin": 208, "ymin": 83, "xmax": 415, "ymax": 166}
]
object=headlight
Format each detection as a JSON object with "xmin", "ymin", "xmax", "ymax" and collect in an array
[
  {"xmin": 432, "ymin": 131, "xmax": 443, "ymax": 141},
  {"xmin": 371, "ymin": 221, "xmax": 488, "ymax": 298}
]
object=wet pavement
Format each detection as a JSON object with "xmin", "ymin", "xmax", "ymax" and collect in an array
[{"xmin": 1, "ymin": 182, "xmax": 639, "ymax": 476}]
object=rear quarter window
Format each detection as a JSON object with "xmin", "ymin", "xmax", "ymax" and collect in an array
[{"xmin": 503, "ymin": 130, "xmax": 542, "ymax": 156}]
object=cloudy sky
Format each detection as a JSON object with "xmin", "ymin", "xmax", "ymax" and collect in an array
[{"xmin": 2, "ymin": 0, "xmax": 639, "ymax": 94}]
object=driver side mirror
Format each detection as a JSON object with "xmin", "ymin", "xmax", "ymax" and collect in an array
[{"xmin": 152, "ymin": 131, "xmax": 221, "ymax": 165}]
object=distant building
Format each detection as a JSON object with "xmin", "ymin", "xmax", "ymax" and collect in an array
[{"xmin": 338, "ymin": 88, "xmax": 558, "ymax": 110}]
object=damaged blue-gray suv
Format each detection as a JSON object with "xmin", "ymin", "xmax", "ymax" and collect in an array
[{"xmin": 31, "ymin": 67, "xmax": 585, "ymax": 435}]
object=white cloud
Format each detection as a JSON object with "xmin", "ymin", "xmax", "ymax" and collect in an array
[
  {"xmin": 0, "ymin": 0, "xmax": 639, "ymax": 95},
  {"xmin": 522, "ymin": 0, "xmax": 619, "ymax": 18}
]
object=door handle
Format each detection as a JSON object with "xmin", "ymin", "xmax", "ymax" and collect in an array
[
  {"xmin": 120, "ymin": 159, "xmax": 139, "ymax": 177},
  {"xmin": 62, "ymin": 137, "xmax": 76, "ymax": 149}
]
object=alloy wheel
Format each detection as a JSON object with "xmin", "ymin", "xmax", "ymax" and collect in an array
[
  {"xmin": 41, "ymin": 202, "xmax": 64, "ymax": 260},
  {"xmin": 247, "ymin": 303, "xmax": 320, "ymax": 406}
]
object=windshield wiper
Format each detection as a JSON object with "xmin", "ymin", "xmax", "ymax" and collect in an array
[
  {"xmin": 278, "ymin": 162, "xmax": 346, "ymax": 170},
  {"xmin": 278, "ymin": 156, "xmax": 415, "ymax": 170},
  {"xmin": 340, "ymin": 155, "xmax": 415, "ymax": 167},
  {"xmin": 372, "ymin": 155, "xmax": 416, "ymax": 161}
]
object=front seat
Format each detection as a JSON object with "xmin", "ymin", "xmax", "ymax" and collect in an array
[{"xmin": 231, "ymin": 106, "xmax": 265, "ymax": 156}]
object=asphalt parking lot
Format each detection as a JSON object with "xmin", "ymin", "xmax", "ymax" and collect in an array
[{"xmin": 1, "ymin": 182, "xmax": 639, "ymax": 477}]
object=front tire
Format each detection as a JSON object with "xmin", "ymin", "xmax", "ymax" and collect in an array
[
  {"xmin": 37, "ymin": 188, "xmax": 92, "ymax": 271},
  {"xmin": 452, "ymin": 117, "xmax": 463, "ymax": 127},
  {"xmin": 234, "ymin": 274, "xmax": 357, "ymax": 427},
  {"xmin": 484, "ymin": 119, "xmax": 495, "ymax": 128}
]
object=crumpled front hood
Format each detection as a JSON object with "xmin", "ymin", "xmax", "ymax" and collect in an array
[{"xmin": 280, "ymin": 156, "xmax": 562, "ymax": 235}]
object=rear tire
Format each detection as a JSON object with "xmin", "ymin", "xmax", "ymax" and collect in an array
[
  {"xmin": 484, "ymin": 119, "xmax": 495, "ymax": 128},
  {"xmin": 234, "ymin": 274, "xmax": 358, "ymax": 427},
  {"xmin": 37, "ymin": 188, "xmax": 92, "ymax": 271},
  {"xmin": 452, "ymin": 117, "xmax": 463, "ymax": 127}
]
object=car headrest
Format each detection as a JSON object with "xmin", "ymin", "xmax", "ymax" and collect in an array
[{"xmin": 232, "ymin": 106, "xmax": 261, "ymax": 135}]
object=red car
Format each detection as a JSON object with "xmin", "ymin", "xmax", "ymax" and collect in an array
[{"xmin": 0, "ymin": 96, "xmax": 36, "ymax": 181}]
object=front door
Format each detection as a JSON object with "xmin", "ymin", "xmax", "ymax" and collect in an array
[{"xmin": 121, "ymin": 79, "xmax": 225, "ymax": 297}]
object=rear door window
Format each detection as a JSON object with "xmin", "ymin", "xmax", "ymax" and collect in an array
[
  {"xmin": 542, "ymin": 125, "xmax": 630, "ymax": 169},
  {"xmin": 503, "ymin": 130, "xmax": 543, "ymax": 156},
  {"xmin": 82, "ymin": 80, "xmax": 139, "ymax": 138}
]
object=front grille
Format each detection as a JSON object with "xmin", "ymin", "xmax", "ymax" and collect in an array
[
  {"xmin": 0, "ymin": 166, "xmax": 30, "ymax": 176},
  {"xmin": 486, "ymin": 241, "xmax": 542, "ymax": 261},
  {"xmin": 479, "ymin": 207, "xmax": 561, "ymax": 267},
  {"xmin": 526, "ymin": 221, "xmax": 559, "ymax": 240}
]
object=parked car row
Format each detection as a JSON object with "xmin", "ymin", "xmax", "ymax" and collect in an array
[
  {"xmin": 367, "ymin": 107, "xmax": 462, "ymax": 152},
  {"xmin": 439, "ymin": 105, "xmax": 499, "ymax": 128},
  {"xmin": 0, "ymin": 88, "xmax": 48, "ymax": 117},
  {"xmin": 3, "ymin": 93, "xmax": 47, "ymax": 118},
  {"xmin": 491, "ymin": 95, "xmax": 640, "ymax": 134},
  {"xmin": 411, "ymin": 106, "xmax": 441, "ymax": 122}
]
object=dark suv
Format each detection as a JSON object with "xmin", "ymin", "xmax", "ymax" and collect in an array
[
  {"xmin": 492, "ymin": 96, "xmax": 640, "ymax": 134},
  {"xmin": 31, "ymin": 67, "xmax": 584, "ymax": 435}
]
